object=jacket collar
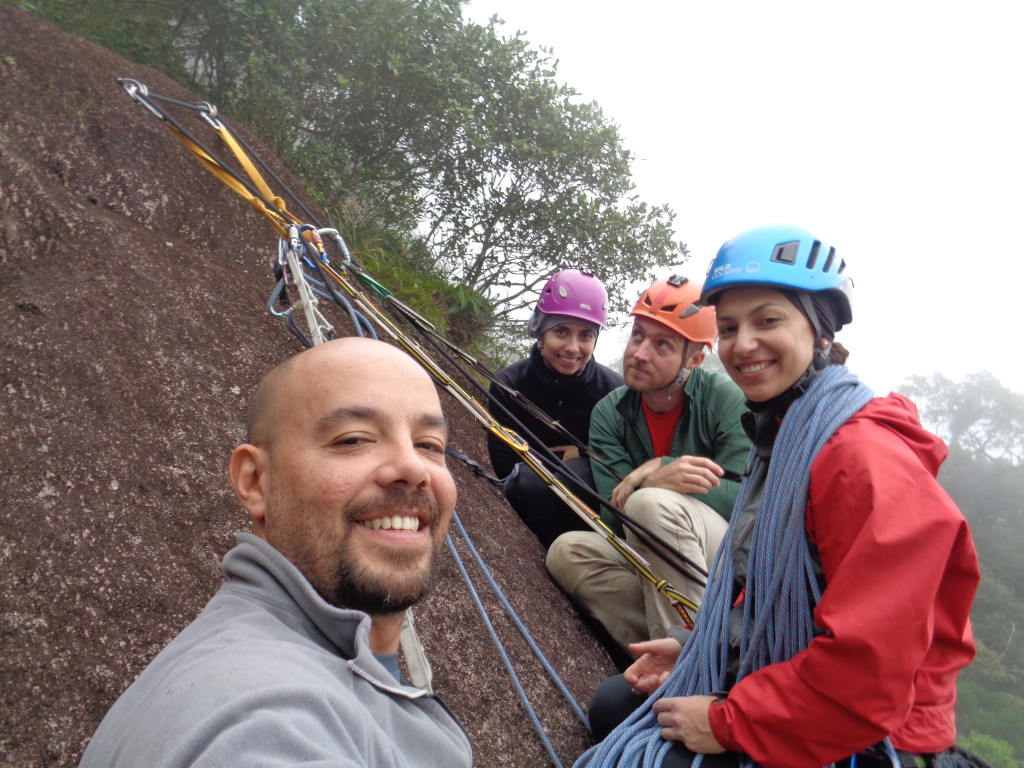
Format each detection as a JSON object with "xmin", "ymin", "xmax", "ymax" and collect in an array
[{"xmin": 224, "ymin": 533, "xmax": 369, "ymax": 659}]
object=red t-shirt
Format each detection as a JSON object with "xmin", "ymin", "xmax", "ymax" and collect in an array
[{"xmin": 641, "ymin": 397, "xmax": 683, "ymax": 458}]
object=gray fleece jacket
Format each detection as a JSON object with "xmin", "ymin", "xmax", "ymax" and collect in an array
[{"xmin": 79, "ymin": 533, "xmax": 472, "ymax": 768}]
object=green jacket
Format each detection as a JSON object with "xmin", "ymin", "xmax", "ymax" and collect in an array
[{"xmin": 589, "ymin": 368, "xmax": 751, "ymax": 534}]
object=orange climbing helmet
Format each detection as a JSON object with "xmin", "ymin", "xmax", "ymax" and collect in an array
[{"xmin": 630, "ymin": 274, "xmax": 717, "ymax": 348}]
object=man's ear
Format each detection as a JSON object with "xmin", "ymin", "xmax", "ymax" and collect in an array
[
  {"xmin": 685, "ymin": 347, "xmax": 707, "ymax": 369},
  {"xmin": 229, "ymin": 444, "xmax": 269, "ymax": 532}
]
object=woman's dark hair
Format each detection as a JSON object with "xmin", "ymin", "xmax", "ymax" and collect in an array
[{"xmin": 828, "ymin": 341, "xmax": 850, "ymax": 365}]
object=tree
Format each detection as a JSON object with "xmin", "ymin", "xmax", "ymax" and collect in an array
[
  {"xmin": 22, "ymin": 0, "xmax": 682, "ymax": 327},
  {"xmin": 959, "ymin": 731, "xmax": 1017, "ymax": 768},
  {"xmin": 901, "ymin": 371, "xmax": 1024, "ymax": 465},
  {"xmin": 264, "ymin": 4, "xmax": 683, "ymax": 323},
  {"xmin": 409, "ymin": 19, "xmax": 681, "ymax": 324}
]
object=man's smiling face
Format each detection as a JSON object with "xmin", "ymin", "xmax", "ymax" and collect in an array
[{"xmin": 250, "ymin": 339, "xmax": 456, "ymax": 615}]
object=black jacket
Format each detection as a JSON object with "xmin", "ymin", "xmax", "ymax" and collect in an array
[{"xmin": 486, "ymin": 345, "xmax": 624, "ymax": 478}]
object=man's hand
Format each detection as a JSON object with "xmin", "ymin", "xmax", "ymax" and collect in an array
[
  {"xmin": 612, "ymin": 456, "xmax": 724, "ymax": 508},
  {"xmin": 653, "ymin": 456, "xmax": 724, "ymax": 496},
  {"xmin": 623, "ymin": 636, "xmax": 683, "ymax": 695},
  {"xmin": 651, "ymin": 695, "xmax": 725, "ymax": 753}
]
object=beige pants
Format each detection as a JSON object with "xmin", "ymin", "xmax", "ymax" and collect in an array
[{"xmin": 546, "ymin": 488, "xmax": 728, "ymax": 654}]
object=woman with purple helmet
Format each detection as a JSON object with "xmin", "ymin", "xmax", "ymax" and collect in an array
[{"xmin": 487, "ymin": 269, "xmax": 624, "ymax": 548}]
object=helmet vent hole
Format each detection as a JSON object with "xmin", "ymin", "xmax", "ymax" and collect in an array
[
  {"xmin": 806, "ymin": 241, "xmax": 821, "ymax": 269},
  {"xmin": 771, "ymin": 241, "xmax": 800, "ymax": 265},
  {"xmin": 823, "ymin": 247, "xmax": 838, "ymax": 273}
]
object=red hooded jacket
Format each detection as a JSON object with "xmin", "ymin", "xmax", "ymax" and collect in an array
[{"xmin": 708, "ymin": 394, "xmax": 979, "ymax": 767}]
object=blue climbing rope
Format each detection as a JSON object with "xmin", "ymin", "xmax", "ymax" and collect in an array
[
  {"xmin": 446, "ymin": 532, "xmax": 566, "ymax": 768},
  {"xmin": 451, "ymin": 511, "xmax": 590, "ymax": 728}
]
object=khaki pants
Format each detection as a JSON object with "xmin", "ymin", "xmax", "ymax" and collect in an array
[{"xmin": 546, "ymin": 488, "xmax": 728, "ymax": 654}]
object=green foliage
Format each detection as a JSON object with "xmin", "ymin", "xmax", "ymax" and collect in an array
[
  {"xmin": 328, "ymin": 216, "xmax": 449, "ymax": 328},
  {"xmin": 443, "ymin": 284, "xmax": 493, "ymax": 347},
  {"xmin": 960, "ymin": 731, "xmax": 1017, "ymax": 768},
  {"xmin": 968, "ymin": 564, "xmax": 1024, "ymax": 675},
  {"xmin": 5, "ymin": 0, "xmax": 180, "ymax": 71},
  {"xmin": 12, "ymin": 0, "xmax": 682, "ymax": 331},
  {"xmin": 957, "ymin": 678, "xmax": 1024, "ymax": 765},
  {"xmin": 322, "ymin": 212, "xmax": 492, "ymax": 367}
]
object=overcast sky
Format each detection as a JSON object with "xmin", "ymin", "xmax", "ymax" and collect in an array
[{"xmin": 463, "ymin": 0, "xmax": 1024, "ymax": 396}]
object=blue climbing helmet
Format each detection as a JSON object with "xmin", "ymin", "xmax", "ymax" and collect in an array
[{"xmin": 701, "ymin": 225, "xmax": 853, "ymax": 331}]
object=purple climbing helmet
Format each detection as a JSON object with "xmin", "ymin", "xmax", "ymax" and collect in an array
[{"xmin": 532, "ymin": 269, "xmax": 610, "ymax": 332}]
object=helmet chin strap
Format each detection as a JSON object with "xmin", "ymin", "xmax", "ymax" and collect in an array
[
  {"xmin": 795, "ymin": 292, "xmax": 831, "ymax": 370},
  {"xmin": 665, "ymin": 341, "xmax": 693, "ymax": 400}
]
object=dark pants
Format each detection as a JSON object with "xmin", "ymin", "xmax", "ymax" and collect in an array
[
  {"xmin": 589, "ymin": 674, "xmax": 740, "ymax": 766},
  {"xmin": 590, "ymin": 674, "xmax": 958, "ymax": 768},
  {"xmin": 504, "ymin": 456, "xmax": 593, "ymax": 549},
  {"xmin": 589, "ymin": 673, "xmax": 647, "ymax": 742},
  {"xmin": 591, "ymin": 674, "xmax": 975, "ymax": 768}
]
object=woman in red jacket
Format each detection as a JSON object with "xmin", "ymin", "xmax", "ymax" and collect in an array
[{"xmin": 577, "ymin": 226, "xmax": 980, "ymax": 768}]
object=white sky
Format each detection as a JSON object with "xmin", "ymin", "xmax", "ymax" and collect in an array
[{"xmin": 463, "ymin": 0, "xmax": 1024, "ymax": 396}]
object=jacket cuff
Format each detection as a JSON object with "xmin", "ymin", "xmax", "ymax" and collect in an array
[{"xmin": 707, "ymin": 698, "xmax": 741, "ymax": 753}]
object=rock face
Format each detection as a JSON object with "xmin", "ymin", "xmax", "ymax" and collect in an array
[{"xmin": 0, "ymin": 5, "xmax": 616, "ymax": 766}]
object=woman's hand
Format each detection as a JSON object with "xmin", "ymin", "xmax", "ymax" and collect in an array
[
  {"xmin": 548, "ymin": 444, "xmax": 580, "ymax": 461},
  {"xmin": 651, "ymin": 695, "xmax": 725, "ymax": 753},
  {"xmin": 623, "ymin": 636, "xmax": 683, "ymax": 695}
]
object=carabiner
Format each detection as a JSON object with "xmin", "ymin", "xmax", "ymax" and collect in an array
[{"xmin": 488, "ymin": 425, "xmax": 530, "ymax": 452}]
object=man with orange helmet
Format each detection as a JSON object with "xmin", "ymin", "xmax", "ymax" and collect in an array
[{"xmin": 547, "ymin": 275, "xmax": 750, "ymax": 655}]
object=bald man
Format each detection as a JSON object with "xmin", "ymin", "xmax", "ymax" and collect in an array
[{"xmin": 80, "ymin": 339, "xmax": 473, "ymax": 768}]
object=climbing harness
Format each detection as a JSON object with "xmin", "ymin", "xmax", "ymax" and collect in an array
[{"xmin": 118, "ymin": 77, "xmax": 710, "ymax": 762}]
